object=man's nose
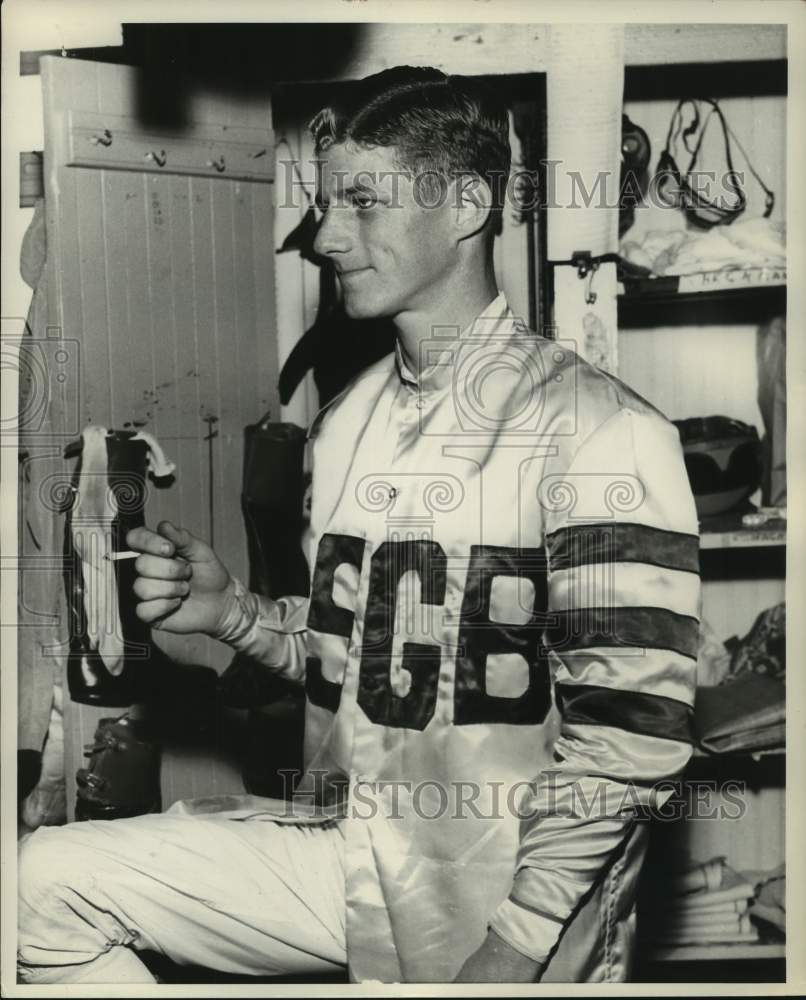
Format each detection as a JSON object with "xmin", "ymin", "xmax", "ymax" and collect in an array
[{"xmin": 312, "ymin": 207, "xmax": 351, "ymax": 258}]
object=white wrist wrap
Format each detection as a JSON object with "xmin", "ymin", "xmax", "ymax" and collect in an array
[{"xmin": 213, "ymin": 576, "xmax": 261, "ymax": 648}]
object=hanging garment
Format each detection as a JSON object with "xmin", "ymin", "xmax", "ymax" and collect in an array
[
  {"xmin": 64, "ymin": 427, "xmax": 175, "ymax": 707},
  {"xmin": 18, "ymin": 198, "xmax": 71, "ymax": 828},
  {"xmin": 18, "ymin": 198, "xmax": 66, "ymax": 756}
]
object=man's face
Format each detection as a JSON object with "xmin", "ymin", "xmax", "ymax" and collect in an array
[{"xmin": 313, "ymin": 142, "xmax": 457, "ymax": 320}]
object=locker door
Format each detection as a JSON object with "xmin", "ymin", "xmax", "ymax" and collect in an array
[{"xmin": 39, "ymin": 55, "xmax": 279, "ymax": 810}]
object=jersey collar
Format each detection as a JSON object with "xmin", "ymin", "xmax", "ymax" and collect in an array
[{"xmin": 393, "ymin": 292, "xmax": 513, "ymax": 392}]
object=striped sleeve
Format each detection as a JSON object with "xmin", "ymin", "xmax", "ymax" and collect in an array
[{"xmin": 489, "ymin": 405, "xmax": 701, "ymax": 965}]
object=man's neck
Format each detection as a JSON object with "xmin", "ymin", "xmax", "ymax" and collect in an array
[{"xmin": 394, "ymin": 269, "xmax": 499, "ymax": 377}]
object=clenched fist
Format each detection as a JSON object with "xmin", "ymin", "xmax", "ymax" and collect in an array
[{"xmin": 126, "ymin": 520, "xmax": 235, "ymax": 636}]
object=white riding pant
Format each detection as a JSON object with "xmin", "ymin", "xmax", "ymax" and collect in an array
[{"xmin": 17, "ymin": 797, "xmax": 346, "ymax": 984}]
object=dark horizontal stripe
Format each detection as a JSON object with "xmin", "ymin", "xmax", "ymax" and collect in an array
[
  {"xmin": 546, "ymin": 522, "xmax": 700, "ymax": 575},
  {"xmin": 508, "ymin": 896, "xmax": 566, "ymax": 924},
  {"xmin": 556, "ymin": 682, "xmax": 694, "ymax": 744},
  {"xmin": 544, "ymin": 606, "xmax": 699, "ymax": 660}
]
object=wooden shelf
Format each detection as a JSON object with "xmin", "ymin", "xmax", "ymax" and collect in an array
[
  {"xmin": 700, "ymin": 526, "xmax": 786, "ymax": 551},
  {"xmin": 698, "ymin": 510, "xmax": 786, "ymax": 551},
  {"xmin": 691, "ymin": 746, "xmax": 785, "ymax": 761},
  {"xmin": 617, "ymin": 269, "xmax": 786, "ymax": 328},
  {"xmin": 646, "ymin": 941, "xmax": 785, "ymax": 963},
  {"xmin": 619, "ymin": 267, "xmax": 786, "ymax": 298}
]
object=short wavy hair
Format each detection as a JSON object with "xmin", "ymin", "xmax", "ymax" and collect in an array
[{"xmin": 309, "ymin": 66, "xmax": 511, "ymax": 233}]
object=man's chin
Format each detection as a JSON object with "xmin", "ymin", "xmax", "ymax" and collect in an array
[{"xmin": 343, "ymin": 295, "xmax": 387, "ymax": 321}]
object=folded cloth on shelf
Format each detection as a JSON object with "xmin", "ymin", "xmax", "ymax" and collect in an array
[
  {"xmin": 672, "ymin": 863, "xmax": 755, "ymax": 908},
  {"xmin": 672, "ymin": 855, "xmax": 726, "ymax": 895},
  {"xmin": 661, "ymin": 927, "xmax": 758, "ymax": 945},
  {"xmin": 640, "ymin": 857, "xmax": 759, "ymax": 946},
  {"xmin": 620, "ymin": 218, "xmax": 786, "ymax": 277},
  {"xmin": 694, "ymin": 673, "xmax": 785, "ymax": 754},
  {"xmin": 667, "ymin": 899, "xmax": 749, "ymax": 920},
  {"xmin": 663, "ymin": 911, "xmax": 749, "ymax": 934}
]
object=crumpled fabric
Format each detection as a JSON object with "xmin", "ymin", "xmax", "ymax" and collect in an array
[
  {"xmin": 620, "ymin": 218, "xmax": 786, "ymax": 276},
  {"xmin": 724, "ymin": 602, "xmax": 785, "ymax": 685},
  {"xmin": 131, "ymin": 430, "xmax": 176, "ymax": 478}
]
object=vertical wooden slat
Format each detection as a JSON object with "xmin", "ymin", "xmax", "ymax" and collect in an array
[
  {"xmin": 166, "ymin": 176, "xmax": 208, "ymax": 668},
  {"xmin": 232, "ymin": 182, "xmax": 260, "ymax": 423},
  {"xmin": 74, "ymin": 170, "xmax": 113, "ymax": 423},
  {"xmin": 253, "ymin": 183, "xmax": 279, "ymax": 420},
  {"xmin": 101, "ymin": 173, "xmax": 136, "ymax": 426},
  {"xmin": 142, "ymin": 172, "xmax": 176, "ymax": 558},
  {"xmin": 188, "ymin": 176, "xmax": 218, "ymax": 552},
  {"xmin": 209, "ymin": 182, "xmax": 246, "ymax": 579}
]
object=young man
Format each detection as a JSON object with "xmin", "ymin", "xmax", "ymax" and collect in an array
[{"xmin": 18, "ymin": 67, "xmax": 700, "ymax": 984}]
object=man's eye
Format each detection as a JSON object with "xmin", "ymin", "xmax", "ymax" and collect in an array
[{"xmin": 352, "ymin": 194, "xmax": 377, "ymax": 209}]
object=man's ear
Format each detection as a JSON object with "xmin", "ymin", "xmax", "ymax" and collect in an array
[{"xmin": 454, "ymin": 173, "xmax": 492, "ymax": 242}]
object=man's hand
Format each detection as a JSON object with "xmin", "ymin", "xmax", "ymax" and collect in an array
[
  {"xmin": 127, "ymin": 521, "xmax": 235, "ymax": 636},
  {"xmin": 454, "ymin": 928, "xmax": 541, "ymax": 983}
]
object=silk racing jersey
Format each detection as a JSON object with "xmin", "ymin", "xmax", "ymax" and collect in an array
[{"xmin": 217, "ymin": 294, "xmax": 701, "ymax": 982}]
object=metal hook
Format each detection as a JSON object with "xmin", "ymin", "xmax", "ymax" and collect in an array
[
  {"xmin": 206, "ymin": 156, "xmax": 226, "ymax": 173},
  {"xmin": 584, "ymin": 269, "xmax": 598, "ymax": 305},
  {"xmin": 145, "ymin": 150, "xmax": 167, "ymax": 167},
  {"xmin": 90, "ymin": 129, "xmax": 113, "ymax": 147},
  {"xmin": 570, "ymin": 252, "xmax": 599, "ymax": 304}
]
